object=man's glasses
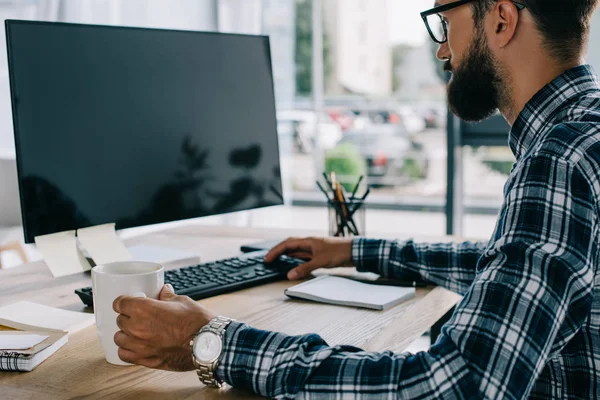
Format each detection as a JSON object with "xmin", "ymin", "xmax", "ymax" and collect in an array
[{"xmin": 421, "ymin": 0, "xmax": 526, "ymax": 44}]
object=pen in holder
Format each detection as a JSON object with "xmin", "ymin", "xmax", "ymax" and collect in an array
[
  {"xmin": 328, "ymin": 199, "xmax": 366, "ymax": 237},
  {"xmin": 318, "ymin": 173, "xmax": 369, "ymax": 238}
]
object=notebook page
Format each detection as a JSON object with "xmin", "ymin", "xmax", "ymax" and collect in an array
[
  {"xmin": 0, "ymin": 301, "xmax": 94, "ymax": 334},
  {"xmin": 0, "ymin": 333, "xmax": 48, "ymax": 350}
]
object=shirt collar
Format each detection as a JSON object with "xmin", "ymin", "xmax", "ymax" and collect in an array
[{"xmin": 509, "ymin": 64, "xmax": 600, "ymax": 161}]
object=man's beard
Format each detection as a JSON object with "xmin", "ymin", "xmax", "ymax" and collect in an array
[{"xmin": 446, "ymin": 30, "xmax": 505, "ymax": 122}]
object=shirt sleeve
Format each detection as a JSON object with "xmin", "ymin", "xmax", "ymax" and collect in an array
[
  {"xmin": 215, "ymin": 154, "xmax": 595, "ymax": 400},
  {"xmin": 352, "ymin": 238, "xmax": 487, "ymax": 295}
]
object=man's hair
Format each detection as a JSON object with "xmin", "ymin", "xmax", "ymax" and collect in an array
[{"xmin": 472, "ymin": 0, "xmax": 599, "ymax": 61}]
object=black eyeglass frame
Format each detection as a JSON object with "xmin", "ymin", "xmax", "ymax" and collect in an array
[{"xmin": 421, "ymin": 0, "xmax": 526, "ymax": 44}]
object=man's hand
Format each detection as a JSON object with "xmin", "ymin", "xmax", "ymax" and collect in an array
[
  {"xmin": 112, "ymin": 284, "xmax": 216, "ymax": 371},
  {"xmin": 264, "ymin": 237, "xmax": 353, "ymax": 280}
]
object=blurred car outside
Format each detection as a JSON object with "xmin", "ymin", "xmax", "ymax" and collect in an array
[
  {"xmin": 336, "ymin": 124, "xmax": 429, "ymax": 187},
  {"xmin": 396, "ymin": 106, "xmax": 426, "ymax": 134},
  {"xmin": 347, "ymin": 105, "xmax": 425, "ymax": 134},
  {"xmin": 326, "ymin": 107, "xmax": 355, "ymax": 131},
  {"xmin": 277, "ymin": 110, "xmax": 343, "ymax": 154},
  {"xmin": 422, "ymin": 108, "xmax": 442, "ymax": 128}
]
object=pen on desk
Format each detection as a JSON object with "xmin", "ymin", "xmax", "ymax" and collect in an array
[
  {"xmin": 320, "ymin": 173, "xmax": 341, "ymax": 235},
  {"xmin": 330, "ymin": 171, "xmax": 337, "ymax": 191},
  {"xmin": 330, "ymin": 175, "xmax": 346, "ymax": 236},
  {"xmin": 357, "ymin": 187, "xmax": 370, "ymax": 202},
  {"xmin": 337, "ymin": 183, "xmax": 359, "ymax": 235},
  {"xmin": 348, "ymin": 187, "xmax": 371, "ymax": 215},
  {"xmin": 335, "ymin": 183, "xmax": 348, "ymax": 235},
  {"xmin": 317, "ymin": 172, "xmax": 362, "ymax": 236},
  {"xmin": 322, "ymin": 172, "xmax": 335, "ymax": 192},
  {"xmin": 350, "ymin": 175, "xmax": 364, "ymax": 201},
  {"xmin": 316, "ymin": 181, "xmax": 331, "ymax": 201},
  {"xmin": 334, "ymin": 183, "xmax": 351, "ymax": 236}
]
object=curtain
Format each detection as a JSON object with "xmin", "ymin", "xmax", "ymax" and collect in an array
[
  {"xmin": 219, "ymin": 0, "xmax": 263, "ymax": 34},
  {"xmin": 57, "ymin": 0, "xmax": 219, "ymax": 30}
]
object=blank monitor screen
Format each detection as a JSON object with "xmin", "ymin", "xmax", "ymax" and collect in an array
[{"xmin": 6, "ymin": 20, "xmax": 283, "ymax": 243}]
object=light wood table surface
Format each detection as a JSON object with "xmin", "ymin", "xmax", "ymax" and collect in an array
[{"xmin": 0, "ymin": 224, "xmax": 462, "ymax": 399}]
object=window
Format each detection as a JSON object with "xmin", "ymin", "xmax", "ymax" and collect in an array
[
  {"xmin": 271, "ymin": 0, "xmax": 447, "ymax": 221},
  {"xmin": 1, "ymin": 1, "xmax": 597, "ymax": 233}
]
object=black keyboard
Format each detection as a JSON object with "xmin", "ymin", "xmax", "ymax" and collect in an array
[{"xmin": 75, "ymin": 250, "xmax": 304, "ymax": 308}]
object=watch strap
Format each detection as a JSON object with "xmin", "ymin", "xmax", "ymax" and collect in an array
[{"xmin": 193, "ymin": 316, "xmax": 234, "ymax": 388}]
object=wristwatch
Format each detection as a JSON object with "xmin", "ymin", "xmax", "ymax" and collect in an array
[{"xmin": 191, "ymin": 316, "xmax": 234, "ymax": 388}]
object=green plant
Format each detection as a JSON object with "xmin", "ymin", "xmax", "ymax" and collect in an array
[
  {"xmin": 400, "ymin": 157, "xmax": 428, "ymax": 180},
  {"xmin": 483, "ymin": 160, "xmax": 514, "ymax": 176},
  {"xmin": 325, "ymin": 143, "xmax": 367, "ymax": 192}
]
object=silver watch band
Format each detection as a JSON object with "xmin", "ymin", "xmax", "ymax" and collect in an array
[{"xmin": 194, "ymin": 316, "xmax": 233, "ymax": 388}]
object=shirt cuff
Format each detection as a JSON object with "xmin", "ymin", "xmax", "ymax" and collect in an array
[
  {"xmin": 351, "ymin": 237, "xmax": 392, "ymax": 275},
  {"xmin": 215, "ymin": 321, "xmax": 244, "ymax": 383}
]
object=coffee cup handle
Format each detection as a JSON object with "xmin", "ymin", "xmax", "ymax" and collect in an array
[{"xmin": 130, "ymin": 292, "xmax": 147, "ymax": 298}]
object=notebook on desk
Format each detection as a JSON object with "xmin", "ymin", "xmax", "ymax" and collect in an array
[
  {"xmin": 284, "ymin": 275, "xmax": 416, "ymax": 311},
  {"xmin": 0, "ymin": 329, "xmax": 68, "ymax": 372},
  {"xmin": 0, "ymin": 301, "xmax": 93, "ymax": 372}
]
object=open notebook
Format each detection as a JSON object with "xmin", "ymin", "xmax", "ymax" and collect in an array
[
  {"xmin": 0, "ymin": 329, "xmax": 68, "ymax": 372},
  {"xmin": 284, "ymin": 275, "xmax": 416, "ymax": 311},
  {"xmin": 0, "ymin": 301, "xmax": 95, "ymax": 372}
]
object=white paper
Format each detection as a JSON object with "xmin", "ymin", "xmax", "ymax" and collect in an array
[
  {"xmin": 35, "ymin": 230, "xmax": 92, "ymax": 277},
  {"xmin": 77, "ymin": 223, "xmax": 132, "ymax": 265},
  {"xmin": 0, "ymin": 333, "xmax": 48, "ymax": 350},
  {"xmin": 0, "ymin": 301, "xmax": 95, "ymax": 334}
]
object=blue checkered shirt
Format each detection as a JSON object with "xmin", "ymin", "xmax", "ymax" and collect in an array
[{"xmin": 215, "ymin": 65, "xmax": 600, "ymax": 399}]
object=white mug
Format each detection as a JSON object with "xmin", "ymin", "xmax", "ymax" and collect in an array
[{"xmin": 91, "ymin": 261, "xmax": 164, "ymax": 365}]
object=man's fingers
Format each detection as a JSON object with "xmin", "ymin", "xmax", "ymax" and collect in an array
[
  {"xmin": 287, "ymin": 261, "xmax": 320, "ymax": 280},
  {"xmin": 117, "ymin": 347, "xmax": 138, "ymax": 364},
  {"xmin": 115, "ymin": 314, "xmax": 132, "ymax": 334},
  {"xmin": 113, "ymin": 296, "xmax": 136, "ymax": 316},
  {"xmin": 265, "ymin": 238, "xmax": 312, "ymax": 262},
  {"xmin": 139, "ymin": 357, "xmax": 164, "ymax": 370},
  {"xmin": 116, "ymin": 346, "xmax": 161, "ymax": 369},
  {"xmin": 159, "ymin": 284, "xmax": 177, "ymax": 301},
  {"xmin": 287, "ymin": 251, "xmax": 312, "ymax": 260},
  {"xmin": 114, "ymin": 330, "xmax": 135, "ymax": 351},
  {"xmin": 113, "ymin": 295, "xmax": 148, "ymax": 317},
  {"xmin": 114, "ymin": 330, "xmax": 156, "ymax": 357}
]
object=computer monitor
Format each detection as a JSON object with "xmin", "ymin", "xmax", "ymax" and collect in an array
[{"xmin": 6, "ymin": 20, "xmax": 283, "ymax": 243}]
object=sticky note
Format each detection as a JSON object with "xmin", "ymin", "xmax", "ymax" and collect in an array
[
  {"xmin": 77, "ymin": 223, "xmax": 132, "ymax": 265},
  {"xmin": 35, "ymin": 230, "xmax": 91, "ymax": 277}
]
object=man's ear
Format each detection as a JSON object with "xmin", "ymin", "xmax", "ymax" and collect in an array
[{"xmin": 491, "ymin": 0, "xmax": 521, "ymax": 48}]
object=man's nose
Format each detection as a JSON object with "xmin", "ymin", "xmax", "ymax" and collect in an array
[{"xmin": 436, "ymin": 42, "xmax": 450, "ymax": 62}]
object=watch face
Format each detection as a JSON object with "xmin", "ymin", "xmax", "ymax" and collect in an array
[{"xmin": 193, "ymin": 332, "xmax": 222, "ymax": 363}]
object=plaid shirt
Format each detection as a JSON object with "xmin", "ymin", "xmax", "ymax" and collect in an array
[{"xmin": 216, "ymin": 65, "xmax": 600, "ymax": 399}]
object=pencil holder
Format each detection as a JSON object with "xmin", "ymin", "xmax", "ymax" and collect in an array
[{"xmin": 328, "ymin": 200, "xmax": 366, "ymax": 237}]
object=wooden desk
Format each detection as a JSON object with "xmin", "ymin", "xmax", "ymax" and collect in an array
[{"xmin": 0, "ymin": 225, "xmax": 462, "ymax": 400}]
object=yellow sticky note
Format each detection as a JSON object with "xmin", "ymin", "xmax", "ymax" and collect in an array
[{"xmin": 0, "ymin": 325, "xmax": 18, "ymax": 331}]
